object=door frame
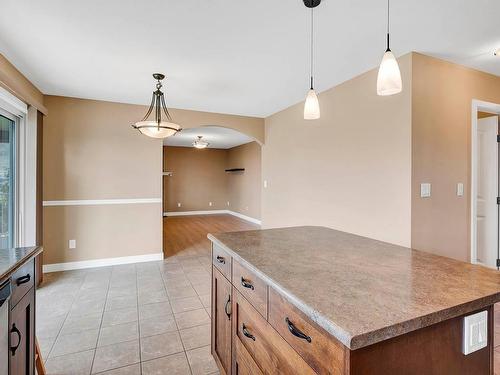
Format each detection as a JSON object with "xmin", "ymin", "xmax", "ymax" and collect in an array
[{"xmin": 470, "ymin": 99, "xmax": 500, "ymax": 265}]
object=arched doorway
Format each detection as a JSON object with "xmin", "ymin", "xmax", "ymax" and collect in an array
[{"xmin": 162, "ymin": 126, "xmax": 262, "ymax": 258}]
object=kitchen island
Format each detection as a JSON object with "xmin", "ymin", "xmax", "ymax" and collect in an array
[
  {"xmin": 0, "ymin": 246, "xmax": 42, "ymax": 375},
  {"xmin": 208, "ymin": 226, "xmax": 500, "ymax": 374}
]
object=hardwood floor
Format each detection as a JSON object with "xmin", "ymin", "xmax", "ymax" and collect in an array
[{"xmin": 163, "ymin": 214, "xmax": 259, "ymax": 258}]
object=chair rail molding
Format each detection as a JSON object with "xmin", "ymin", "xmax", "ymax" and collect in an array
[{"xmin": 43, "ymin": 198, "xmax": 162, "ymax": 206}]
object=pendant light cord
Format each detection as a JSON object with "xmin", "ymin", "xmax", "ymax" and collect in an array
[
  {"xmin": 386, "ymin": 0, "xmax": 391, "ymax": 51},
  {"xmin": 310, "ymin": 4, "xmax": 314, "ymax": 89}
]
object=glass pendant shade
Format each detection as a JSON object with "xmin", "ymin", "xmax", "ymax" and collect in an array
[
  {"xmin": 193, "ymin": 136, "xmax": 209, "ymax": 149},
  {"xmin": 132, "ymin": 73, "xmax": 182, "ymax": 139},
  {"xmin": 134, "ymin": 121, "xmax": 181, "ymax": 139},
  {"xmin": 304, "ymin": 89, "xmax": 320, "ymax": 120},
  {"xmin": 377, "ymin": 50, "xmax": 402, "ymax": 96}
]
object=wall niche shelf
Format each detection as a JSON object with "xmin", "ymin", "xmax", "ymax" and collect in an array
[{"xmin": 225, "ymin": 168, "xmax": 245, "ymax": 173}]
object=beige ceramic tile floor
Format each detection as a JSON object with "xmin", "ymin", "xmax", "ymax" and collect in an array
[
  {"xmin": 36, "ymin": 253, "xmax": 218, "ymax": 375},
  {"xmin": 35, "ymin": 213, "xmax": 500, "ymax": 374}
]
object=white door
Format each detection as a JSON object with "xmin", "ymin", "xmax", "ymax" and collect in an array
[{"xmin": 476, "ymin": 116, "xmax": 499, "ymax": 268}]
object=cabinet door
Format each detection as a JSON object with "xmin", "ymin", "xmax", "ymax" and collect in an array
[
  {"xmin": 234, "ymin": 336, "xmax": 262, "ymax": 375},
  {"xmin": 9, "ymin": 288, "xmax": 34, "ymax": 375},
  {"xmin": 212, "ymin": 266, "xmax": 232, "ymax": 375}
]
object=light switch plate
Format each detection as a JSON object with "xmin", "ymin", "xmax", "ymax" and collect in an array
[
  {"xmin": 420, "ymin": 183, "xmax": 431, "ymax": 198},
  {"xmin": 463, "ymin": 310, "xmax": 488, "ymax": 355},
  {"xmin": 457, "ymin": 183, "xmax": 464, "ymax": 196},
  {"xmin": 69, "ymin": 239, "xmax": 76, "ymax": 249}
]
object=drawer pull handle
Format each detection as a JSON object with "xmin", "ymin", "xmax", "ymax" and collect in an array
[
  {"xmin": 216, "ymin": 256, "xmax": 225, "ymax": 264},
  {"xmin": 242, "ymin": 324, "xmax": 255, "ymax": 341},
  {"xmin": 241, "ymin": 277, "xmax": 254, "ymax": 290},
  {"xmin": 224, "ymin": 295, "xmax": 231, "ymax": 320},
  {"xmin": 16, "ymin": 274, "xmax": 31, "ymax": 286},
  {"xmin": 10, "ymin": 324, "xmax": 21, "ymax": 355},
  {"xmin": 285, "ymin": 317, "xmax": 312, "ymax": 343}
]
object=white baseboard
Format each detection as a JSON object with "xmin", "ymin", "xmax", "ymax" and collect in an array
[
  {"xmin": 163, "ymin": 210, "xmax": 261, "ymax": 225},
  {"xmin": 227, "ymin": 211, "xmax": 261, "ymax": 225},
  {"xmin": 43, "ymin": 252, "xmax": 164, "ymax": 273}
]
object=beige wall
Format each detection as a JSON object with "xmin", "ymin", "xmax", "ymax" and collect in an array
[
  {"xmin": 163, "ymin": 146, "xmax": 228, "ymax": 212},
  {"xmin": 170, "ymin": 109, "xmax": 264, "ymax": 145},
  {"xmin": 43, "ymin": 96, "xmax": 163, "ymax": 264},
  {"xmin": 411, "ymin": 53, "xmax": 500, "ymax": 261},
  {"xmin": 0, "ymin": 53, "xmax": 46, "ymax": 113},
  {"xmin": 227, "ymin": 142, "xmax": 261, "ymax": 219},
  {"xmin": 163, "ymin": 142, "xmax": 261, "ymax": 219},
  {"xmin": 43, "ymin": 204, "xmax": 161, "ymax": 265},
  {"xmin": 43, "ymin": 95, "xmax": 263, "ymax": 265},
  {"xmin": 262, "ymin": 54, "xmax": 412, "ymax": 247}
]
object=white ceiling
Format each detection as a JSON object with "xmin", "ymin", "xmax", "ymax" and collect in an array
[
  {"xmin": 163, "ymin": 126, "xmax": 253, "ymax": 149},
  {"xmin": 0, "ymin": 0, "xmax": 499, "ymax": 118}
]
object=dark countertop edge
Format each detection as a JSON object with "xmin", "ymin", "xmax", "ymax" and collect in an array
[
  {"xmin": 0, "ymin": 246, "xmax": 43, "ymax": 283},
  {"xmin": 208, "ymin": 234, "xmax": 500, "ymax": 350},
  {"xmin": 208, "ymin": 234, "xmax": 352, "ymax": 347}
]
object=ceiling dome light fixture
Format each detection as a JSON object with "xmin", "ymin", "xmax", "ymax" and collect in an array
[
  {"xmin": 132, "ymin": 73, "xmax": 182, "ymax": 139},
  {"xmin": 377, "ymin": 0, "xmax": 402, "ymax": 96},
  {"xmin": 303, "ymin": 0, "xmax": 321, "ymax": 120},
  {"xmin": 495, "ymin": 49, "xmax": 500, "ymax": 56},
  {"xmin": 193, "ymin": 136, "xmax": 209, "ymax": 149}
]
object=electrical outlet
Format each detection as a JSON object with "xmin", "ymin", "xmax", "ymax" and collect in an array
[
  {"xmin": 69, "ymin": 239, "xmax": 76, "ymax": 249},
  {"xmin": 177, "ymin": 202, "xmax": 181, "ymax": 207},
  {"xmin": 420, "ymin": 183, "xmax": 431, "ymax": 198},
  {"xmin": 463, "ymin": 310, "xmax": 487, "ymax": 355},
  {"xmin": 209, "ymin": 202, "xmax": 212, "ymax": 206}
]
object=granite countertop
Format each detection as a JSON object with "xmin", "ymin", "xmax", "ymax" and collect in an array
[
  {"xmin": 0, "ymin": 246, "xmax": 42, "ymax": 282},
  {"xmin": 208, "ymin": 226, "xmax": 500, "ymax": 350}
]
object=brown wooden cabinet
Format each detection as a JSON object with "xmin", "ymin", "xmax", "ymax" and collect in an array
[
  {"xmin": 212, "ymin": 266, "xmax": 232, "ymax": 375},
  {"xmin": 210, "ymin": 239, "xmax": 495, "ymax": 375},
  {"xmin": 9, "ymin": 287, "xmax": 35, "ymax": 375},
  {"xmin": 234, "ymin": 336, "xmax": 262, "ymax": 375}
]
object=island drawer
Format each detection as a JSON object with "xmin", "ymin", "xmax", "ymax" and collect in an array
[
  {"xmin": 212, "ymin": 243, "xmax": 232, "ymax": 280},
  {"xmin": 11, "ymin": 259, "xmax": 35, "ymax": 307},
  {"xmin": 268, "ymin": 288, "xmax": 348, "ymax": 375},
  {"xmin": 232, "ymin": 260, "xmax": 267, "ymax": 318},
  {"xmin": 234, "ymin": 335, "xmax": 263, "ymax": 375},
  {"xmin": 233, "ymin": 288, "xmax": 315, "ymax": 375}
]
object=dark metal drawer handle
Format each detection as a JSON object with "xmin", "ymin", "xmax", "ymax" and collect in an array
[
  {"xmin": 224, "ymin": 295, "xmax": 231, "ymax": 320},
  {"xmin": 10, "ymin": 324, "xmax": 21, "ymax": 355},
  {"xmin": 16, "ymin": 274, "xmax": 31, "ymax": 286},
  {"xmin": 242, "ymin": 323, "xmax": 255, "ymax": 341},
  {"xmin": 241, "ymin": 277, "xmax": 254, "ymax": 290},
  {"xmin": 285, "ymin": 317, "xmax": 312, "ymax": 343},
  {"xmin": 216, "ymin": 256, "xmax": 225, "ymax": 264}
]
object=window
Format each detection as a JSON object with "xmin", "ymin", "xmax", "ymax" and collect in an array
[{"xmin": 0, "ymin": 112, "xmax": 15, "ymax": 249}]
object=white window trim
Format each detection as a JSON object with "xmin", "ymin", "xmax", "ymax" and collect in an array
[
  {"xmin": 0, "ymin": 86, "xmax": 37, "ymax": 248},
  {"xmin": 0, "ymin": 87, "xmax": 27, "ymax": 118}
]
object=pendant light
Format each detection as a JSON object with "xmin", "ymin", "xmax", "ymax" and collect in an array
[
  {"xmin": 303, "ymin": 0, "xmax": 321, "ymax": 120},
  {"xmin": 193, "ymin": 136, "xmax": 209, "ymax": 149},
  {"xmin": 132, "ymin": 73, "xmax": 182, "ymax": 138},
  {"xmin": 377, "ymin": 0, "xmax": 402, "ymax": 96}
]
